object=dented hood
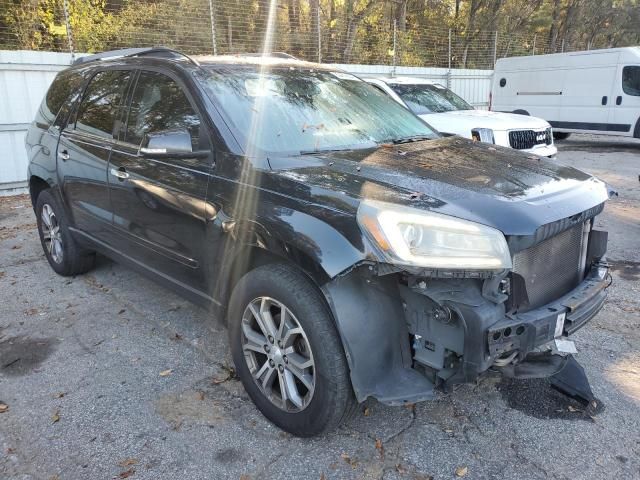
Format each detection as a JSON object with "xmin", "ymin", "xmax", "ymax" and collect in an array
[{"xmin": 268, "ymin": 137, "xmax": 609, "ymax": 236}]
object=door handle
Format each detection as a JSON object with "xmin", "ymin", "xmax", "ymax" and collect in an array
[
  {"xmin": 601, "ymin": 96, "xmax": 608, "ymax": 105},
  {"xmin": 616, "ymin": 96, "xmax": 622, "ymax": 105},
  {"xmin": 58, "ymin": 150, "xmax": 70, "ymax": 161},
  {"xmin": 110, "ymin": 168, "xmax": 130, "ymax": 180}
]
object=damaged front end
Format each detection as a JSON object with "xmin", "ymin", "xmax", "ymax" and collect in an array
[{"xmin": 322, "ymin": 200, "xmax": 610, "ymax": 407}]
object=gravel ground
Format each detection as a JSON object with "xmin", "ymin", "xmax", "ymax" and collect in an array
[{"xmin": 1, "ymin": 134, "xmax": 639, "ymax": 480}]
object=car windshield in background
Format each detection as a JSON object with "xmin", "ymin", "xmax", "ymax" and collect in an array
[
  {"xmin": 196, "ymin": 67, "xmax": 437, "ymax": 155},
  {"xmin": 391, "ymin": 84, "xmax": 473, "ymax": 115}
]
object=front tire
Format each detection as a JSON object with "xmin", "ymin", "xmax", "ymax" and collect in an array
[
  {"xmin": 553, "ymin": 132, "xmax": 571, "ymax": 140},
  {"xmin": 228, "ymin": 263, "xmax": 355, "ymax": 436},
  {"xmin": 35, "ymin": 189, "xmax": 95, "ymax": 276}
]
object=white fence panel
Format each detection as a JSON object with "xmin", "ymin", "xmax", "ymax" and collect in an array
[
  {"xmin": 0, "ymin": 52, "xmax": 493, "ymax": 190},
  {"xmin": 0, "ymin": 51, "xmax": 73, "ymax": 190},
  {"xmin": 333, "ymin": 64, "xmax": 493, "ymax": 109}
]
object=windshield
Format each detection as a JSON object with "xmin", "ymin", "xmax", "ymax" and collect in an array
[
  {"xmin": 196, "ymin": 66, "xmax": 437, "ymax": 155},
  {"xmin": 391, "ymin": 84, "xmax": 473, "ymax": 114}
]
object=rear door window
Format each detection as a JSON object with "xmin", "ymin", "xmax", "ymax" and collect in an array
[
  {"xmin": 124, "ymin": 71, "xmax": 202, "ymax": 150},
  {"xmin": 75, "ymin": 70, "xmax": 132, "ymax": 138},
  {"xmin": 622, "ymin": 66, "xmax": 640, "ymax": 96}
]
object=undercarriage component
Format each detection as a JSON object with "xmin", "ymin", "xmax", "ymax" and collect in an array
[{"xmin": 549, "ymin": 354, "xmax": 599, "ymax": 407}]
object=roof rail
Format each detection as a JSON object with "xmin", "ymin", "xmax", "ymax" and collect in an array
[{"xmin": 72, "ymin": 47, "xmax": 200, "ymax": 67}]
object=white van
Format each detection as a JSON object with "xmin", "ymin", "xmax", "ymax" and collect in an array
[{"xmin": 491, "ymin": 47, "xmax": 640, "ymax": 139}]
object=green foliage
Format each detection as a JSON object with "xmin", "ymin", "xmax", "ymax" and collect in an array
[{"xmin": 1, "ymin": 0, "xmax": 638, "ymax": 65}]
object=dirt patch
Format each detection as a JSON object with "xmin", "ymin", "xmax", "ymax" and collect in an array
[
  {"xmin": 154, "ymin": 389, "xmax": 228, "ymax": 429},
  {"xmin": 608, "ymin": 260, "xmax": 640, "ymax": 281},
  {"xmin": 0, "ymin": 336, "xmax": 57, "ymax": 376},
  {"xmin": 497, "ymin": 377, "xmax": 600, "ymax": 421}
]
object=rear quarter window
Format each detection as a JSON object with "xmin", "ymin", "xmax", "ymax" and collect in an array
[
  {"xmin": 622, "ymin": 66, "xmax": 640, "ymax": 96},
  {"xmin": 36, "ymin": 70, "xmax": 85, "ymax": 126}
]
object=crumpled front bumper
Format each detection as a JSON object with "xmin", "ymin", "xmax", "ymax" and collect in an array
[{"xmin": 487, "ymin": 263, "xmax": 609, "ymax": 360}]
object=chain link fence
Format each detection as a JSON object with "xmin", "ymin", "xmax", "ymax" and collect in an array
[{"xmin": 0, "ymin": 0, "xmax": 596, "ymax": 69}]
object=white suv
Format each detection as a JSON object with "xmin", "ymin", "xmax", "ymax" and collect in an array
[{"xmin": 366, "ymin": 77, "xmax": 557, "ymax": 157}]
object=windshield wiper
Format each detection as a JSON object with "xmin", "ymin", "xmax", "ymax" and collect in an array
[
  {"xmin": 299, "ymin": 147, "xmax": 353, "ymax": 155},
  {"xmin": 387, "ymin": 135, "xmax": 432, "ymax": 145}
]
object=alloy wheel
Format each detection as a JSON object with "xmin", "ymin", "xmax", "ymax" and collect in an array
[
  {"xmin": 241, "ymin": 297, "xmax": 316, "ymax": 412},
  {"xmin": 41, "ymin": 204, "xmax": 64, "ymax": 264}
]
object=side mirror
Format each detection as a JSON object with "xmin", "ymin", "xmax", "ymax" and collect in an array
[{"xmin": 139, "ymin": 129, "xmax": 210, "ymax": 159}]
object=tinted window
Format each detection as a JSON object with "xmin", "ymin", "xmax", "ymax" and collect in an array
[
  {"xmin": 391, "ymin": 84, "xmax": 473, "ymax": 114},
  {"xmin": 622, "ymin": 66, "xmax": 640, "ymax": 96},
  {"xmin": 38, "ymin": 70, "xmax": 85, "ymax": 125},
  {"xmin": 125, "ymin": 71, "xmax": 201, "ymax": 149},
  {"xmin": 75, "ymin": 70, "xmax": 131, "ymax": 138}
]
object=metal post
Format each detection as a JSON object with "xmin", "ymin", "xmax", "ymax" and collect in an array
[
  {"xmin": 561, "ymin": 39, "xmax": 565, "ymax": 53},
  {"xmin": 447, "ymin": 28, "xmax": 452, "ymax": 89},
  {"xmin": 208, "ymin": 0, "xmax": 217, "ymax": 55},
  {"xmin": 493, "ymin": 31, "xmax": 498, "ymax": 67},
  {"xmin": 448, "ymin": 28, "xmax": 452, "ymax": 70},
  {"xmin": 317, "ymin": 4, "xmax": 322, "ymax": 63},
  {"xmin": 391, "ymin": 18, "xmax": 397, "ymax": 76},
  {"xmin": 532, "ymin": 34, "xmax": 537, "ymax": 55},
  {"xmin": 62, "ymin": 0, "xmax": 75, "ymax": 63}
]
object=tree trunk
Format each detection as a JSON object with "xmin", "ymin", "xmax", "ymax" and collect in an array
[
  {"xmin": 310, "ymin": 0, "xmax": 320, "ymax": 60},
  {"xmin": 395, "ymin": 0, "xmax": 407, "ymax": 32},
  {"xmin": 342, "ymin": 0, "xmax": 378, "ymax": 62},
  {"xmin": 548, "ymin": 0, "xmax": 561, "ymax": 53}
]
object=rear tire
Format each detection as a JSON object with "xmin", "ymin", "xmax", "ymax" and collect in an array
[
  {"xmin": 35, "ymin": 189, "xmax": 95, "ymax": 276},
  {"xmin": 228, "ymin": 263, "xmax": 355, "ymax": 436},
  {"xmin": 553, "ymin": 132, "xmax": 571, "ymax": 140}
]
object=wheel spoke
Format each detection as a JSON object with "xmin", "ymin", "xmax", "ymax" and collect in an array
[
  {"xmin": 286, "ymin": 353, "xmax": 314, "ymax": 391},
  {"xmin": 260, "ymin": 364, "xmax": 278, "ymax": 391},
  {"xmin": 282, "ymin": 370, "xmax": 303, "ymax": 409},
  {"xmin": 242, "ymin": 323, "xmax": 267, "ymax": 354},
  {"xmin": 259, "ymin": 298, "xmax": 278, "ymax": 337},
  {"xmin": 41, "ymin": 208, "xmax": 52, "ymax": 228},
  {"xmin": 282, "ymin": 327, "xmax": 302, "ymax": 346}
]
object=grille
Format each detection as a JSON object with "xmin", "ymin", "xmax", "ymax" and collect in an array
[
  {"xmin": 508, "ymin": 128, "xmax": 552, "ymax": 150},
  {"xmin": 512, "ymin": 223, "xmax": 587, "ymax": 311}
]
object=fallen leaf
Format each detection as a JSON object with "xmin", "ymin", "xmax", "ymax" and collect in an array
[
  {"xmin": 119, "ymin": 468, "xmax": 135, "ymax": 478},
  {"xmin": 395, "ymin": 464, "xmax": 407, "ymax": 474},
  {"xmin": 159, "ymin": 369, "xmax": 173, "ymax": 377},
  {"xmin": 119, "ymin": 458, "xmax": 138, "ymax": 467},
  {"xmin": 53, "ymin": 392, "xmax": 65, "ymax": 399},
  {"xmin": 6, "ymin": 447, "xmax": 16, "ymax": 454},
  {"xmin": 118, "ymin": 309, "xmax": 126, "ymax": 315},
  {"xmin": 11, "ymin": 245, "xmax": 21, "ymax": 250},
  {"xmin": 239, "ymin": 475, "xmax": 250, "ymax": 480},
  {"xmin": 24, "ymin": 308, "xmax": 39, "ymax": 316},
  {"xmin": 455, "ymin": 466, "xmax": 468, "ymax": 477},
  {"xmin": 320, "ymin": 474, "xmax": 326, "ymax": 480},
  {"xmin": 363, "ymin": 407, "xmax": 370, "ymax": 416},
  {"xmin": 0, "ymin": 403, "xmax": 8, "ymax": 413},
  {"xmin": 340, "ymin": 453, "xmax": 357, "ymax": 469},
  {"xmin": 52, "ymin": 410, "xmax": 60, "ymax": 423},
  {"xmin": 568, "ymin": 405, "xmax": 578, "ymax": 412},
  {"xmin": 375, "ymin": 438, "xmax": 384, "ymax": 458},
  {"xmin": 196, "ymin": 391, "xmax": 205, "ymax": 401}
]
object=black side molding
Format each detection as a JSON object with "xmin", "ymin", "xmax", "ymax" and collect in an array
[{"xmin": 549, "ymin": 121, "xmax": 631, "ymax": 133}]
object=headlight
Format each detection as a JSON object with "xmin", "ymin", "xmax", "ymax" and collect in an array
[
  {"xmin": 471, "ymin": 128, "xmax": 495, "ymax": 144},
  {"xmin": 357, "ymin": 200, "xmax": 512, "ymax": 269}
]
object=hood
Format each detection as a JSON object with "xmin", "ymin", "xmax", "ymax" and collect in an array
[
  {"xmin": 420, "ymin": 110, "xmax": 550, "ymax": 137},
  {"xmin": 267, "ymin": 137, "xmax": 608, "ymax": 236}
]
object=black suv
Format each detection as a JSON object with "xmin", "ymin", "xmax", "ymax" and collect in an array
[{"xmin": 26, "ymin": 47, "xmax": 611, "ymax": 436}]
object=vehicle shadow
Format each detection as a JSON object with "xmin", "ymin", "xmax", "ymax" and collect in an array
[{"xmin": 557, "ymin": 135, "xmax": 640, "ymax": 154}]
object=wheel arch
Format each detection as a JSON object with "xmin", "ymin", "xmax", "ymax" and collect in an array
[
  {"xmin": 512, "ymin": 109, "xmax": 530, "ymax": 116},
  {"xmin": 29, "ymin": 175, "xmax": 53, "ymax": 209}
]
